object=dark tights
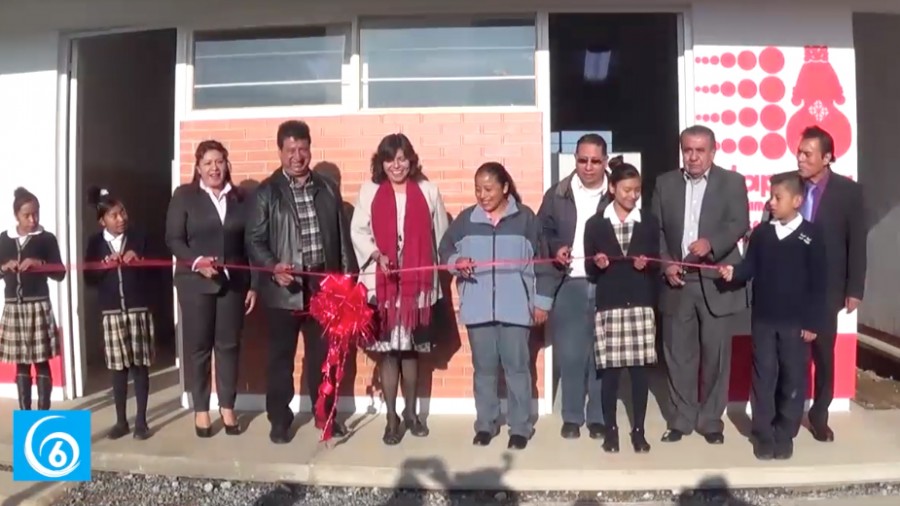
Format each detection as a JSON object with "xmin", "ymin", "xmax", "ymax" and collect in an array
[
  {"xmin": 16, "ymin": 362, "xmax": 52, "ymax": 410},
  {"xmin": 601, "ymin": 366, "xmax": 649, "ymax": 431},
  {"xmin": 112, "ymin": 366, "xmax": 150, "ymax": 427},
  {"xmin": 380, "ymin": 351, "xmax": 419, "ymax": 420},
  {"xmin": 16, "ymin": 361, "xmax": 50, "ymax": 378}
]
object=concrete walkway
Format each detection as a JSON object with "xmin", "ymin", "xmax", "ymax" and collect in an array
[{"xmin": 1, "ymin": 366, "xmax": 899, "ymax": 503}]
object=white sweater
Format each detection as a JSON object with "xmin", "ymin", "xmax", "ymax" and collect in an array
[{"xmin": 350, "ymin": 179, "xmax": 450, "ymax": 306}]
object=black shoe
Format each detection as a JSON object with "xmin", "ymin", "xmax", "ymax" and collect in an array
[
  {"xmin": 587, "ymin": 423, "xmax": 606, "ymax": 439},
  {"xmin": 36, "ymin": 375, "xmax": 52, "ymax": 410},
  {"xmin": 15, "ymin": 374, "xmax": 31, "ymax": 411},
  {"xmin": 753, "ymin": 440, "xmax": 775, "ymax": 460},
  {"xmin": 194, "ymin": 413, "xmax": 212, "ymax": 439},
  {"xmin": 702, "ymin": 431, "xmax": 725, "ymax": 445},
  {"xmin": 403, "ymin": 412, "xmax": 429, "ymax": 438},
  {"xmin": 661, "ymin": 429, "xmax": 685, "ymax": 442},
  {"xmin": 219, "ymin": 408, "xmax": 242, "ymax": 436},
  {"xmin": 630, "ymin": 428, "xmax": 651, "ymax": 453},
  {"xmin": 316, "ymin": 419, "xmax": 348, "ymax": 438},
  {"xmin": 810, "ymin": 423, "xmax": 834, "ymax": 442},
  {"xmin": 774, "ymin": 439, "xmax": 794, "ymax": 460},
  {"xmin": 472, "ymin": 431, "xmax": 494, "ymax": 446},
  {"xmin": 133, "ymin": 424, "xmax": 151, "ymax": 441},
  {"xmin": 331, "ymin": 420, "xmax": 348, "ymax": 437},
  {"xmin": 602, "ymin": 426, "xmax": 620, "ymax": 453},
  {"xmin": 269, "ymin": 423, "xmax": 290, "ymax": 444},
  {"xmin": 560, "ymin": 422, "xmax": 581, "ymax": 439},
  {"xmin": 382, "ymin": 414, "xmax": 403, "ymax": 446},
  {"xmin": 507, "ymin": 435, "xmax": 528, "ymax": 450},
  {"xmin": 107, "ymin": 422, "xmax": 130, "ymax": 440}
]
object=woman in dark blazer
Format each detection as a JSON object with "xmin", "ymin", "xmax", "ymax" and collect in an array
[{"xmin": 166, "ymin": 140, "xmax": 257, "ymax": 438}]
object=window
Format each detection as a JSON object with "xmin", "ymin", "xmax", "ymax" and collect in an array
[
  {"xmin": 191, "ymin": 26, "xmax": 350, "ymax": 109},
  {"xmin": 359, "ymin": 16, "xmax": 537, "ymax": 108}
]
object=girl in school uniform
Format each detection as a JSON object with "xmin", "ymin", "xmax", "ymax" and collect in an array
[
  {"xmin": 583, "ymin": 157, "xmax": 659, "ymax": 454},
  {"xmin": 83, "ymin": 187, "xmax": 154, "ymax": 440},
  {"xmin": 438, "ymin": 162, "xmax": 556, "ymax": 451},
  {"xmin": 0, "ymin": 187, "xmax": 66, "ymax": 411}
]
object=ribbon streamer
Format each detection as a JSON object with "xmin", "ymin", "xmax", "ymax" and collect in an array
[{"xmin": 308, "ymin": 275, "xmax": 375, "ymax": 442}]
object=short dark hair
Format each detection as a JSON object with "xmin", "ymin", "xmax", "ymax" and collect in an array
[
  {"xmin": 370, "ymin": 133, "xmax": 424, "ymax": 184},
  {"xmin": 575, "ymin": 133, "xmax": 608, "ymax": 156},
  {"xmin": 607, "ymin": 156, "xmax": 641, "ymax": 186},
  {"xmin": 86, "ymin": 186, "xmax": 123, "ymax": 220},
  {"xmin": 13, "ymin": 187, "xmax": 38, "ymax": 215},
  {"xmin": 800, "ymin": 125, "xmax": 835, "ymax": 163},
  {"xmin": 276, "ymin": 120, "xmax": 312, "ymax": 149},
  {"xmin": 770, "ymin": 171, "xmax": 804, "ymax": 196},
  {"xmin": 475, "ymin": 161, "xmax": 521, "ymax": 203},
  {"xmin": 680, "ymin": 125, "xmax": 717, "ymax": 147}
]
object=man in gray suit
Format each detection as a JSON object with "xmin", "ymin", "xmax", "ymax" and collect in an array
[{"xmin": 651, "ymin": 125, "xmax": 749, "ymax": 444}]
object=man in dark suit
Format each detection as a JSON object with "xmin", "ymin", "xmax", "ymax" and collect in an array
[
  {"xmin": 651, "ymin": 125, "xmax": 750, "ymax": 445},
  {"xmin": 246, "ymin": 120, "xmax": 358, "ymax": 444},
  {"xmin": 760, "ymin": 126, "xmax": 866, "ymax": 442}
]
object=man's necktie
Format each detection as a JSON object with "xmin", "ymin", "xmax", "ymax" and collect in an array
[{"xmin": 801, "ymin": 185, "xmax": 817, "ymax": 221}]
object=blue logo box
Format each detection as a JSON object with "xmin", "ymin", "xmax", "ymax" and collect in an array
[{"xmin": 13, "ymin": 410, "xmax": 91, "ymax": 482}]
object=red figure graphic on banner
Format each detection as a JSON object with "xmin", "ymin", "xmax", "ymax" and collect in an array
[{"xmin": 785, "ymin": 45, "xmax": 852, "ymax": 158}]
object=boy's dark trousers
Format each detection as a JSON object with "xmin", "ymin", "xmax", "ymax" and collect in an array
[{"xmin": 750, "ymin": 321, "xmax": 810, "ymax": 444}]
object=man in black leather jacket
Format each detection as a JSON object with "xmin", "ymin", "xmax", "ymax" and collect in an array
[{"xmin": 246, "ymin": 120, "xmax": 358, "ymax": 444}]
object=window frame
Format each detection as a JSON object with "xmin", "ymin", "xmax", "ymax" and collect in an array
[
  {"xmin": 184, "ymin": 21, "xmax": 358, "ymax": 120},
  {"xmin": 357, "ymin": 14, "xmax": 540, "ymax": 111}
]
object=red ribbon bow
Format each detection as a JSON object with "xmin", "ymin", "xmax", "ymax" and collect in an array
[{"xmin": 309, "ymin": 274, "xmax": 375, "ymax": 442}]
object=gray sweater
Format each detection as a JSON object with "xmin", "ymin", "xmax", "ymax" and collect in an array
[{"xmin": 438, "ymin": 198, "xmax": 556, "ymax": 327}]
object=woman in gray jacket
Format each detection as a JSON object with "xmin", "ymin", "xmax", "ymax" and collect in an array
[{"xmin": 439, "ymin": 162, "xmax": 556, "ymax": 451}]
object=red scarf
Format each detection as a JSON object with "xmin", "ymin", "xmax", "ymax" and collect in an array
[{"xmin": 371, "ymin": 180, "xmax": 434, "ymax": 332}]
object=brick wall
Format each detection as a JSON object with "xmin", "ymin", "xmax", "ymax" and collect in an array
[{"xmin": 179, "ymin": 111, "xmax": 547, "ymax": 401}]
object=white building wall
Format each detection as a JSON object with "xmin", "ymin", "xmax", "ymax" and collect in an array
[{"xmin": 0, "ymin": 31, "xmax": 73, "ymax": 399}]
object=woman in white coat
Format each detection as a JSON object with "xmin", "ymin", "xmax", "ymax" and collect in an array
[{"xmin": 351, "ymin": 133, "xmax": 449, "ymax": 445}]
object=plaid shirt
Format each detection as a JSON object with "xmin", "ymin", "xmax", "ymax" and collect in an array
[{"xmin": 284, "ymin": 170, "xmax": 325, "ymax": 267}]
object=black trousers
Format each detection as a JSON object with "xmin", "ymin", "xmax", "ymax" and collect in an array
[
  {"xmin": 265, "ymin": 307, "xmax": 330, "ymax": 427},
  {"xmin": 750, "ymin": 320, "xmax": 810, "ymax": 443},
  {"xmin": 808, "ymin": 310, "xmax": 839, "ymax": 427},
  {"xmin": 181, "ymin": 288, "xmax": 245, "ymax": 412}
]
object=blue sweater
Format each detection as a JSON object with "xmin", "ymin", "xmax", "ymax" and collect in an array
[
  {"xmin": 438, "ymin": 198, "xmax": 556, "ymax": 327},
  {"xmin": 731, "ymin": 217, "xmax": 828, "ymax": 334}
]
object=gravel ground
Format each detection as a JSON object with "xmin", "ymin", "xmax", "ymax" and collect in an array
[{"xmin": 25, "ymin": 469, "xmax": 898, "ymax": 506}]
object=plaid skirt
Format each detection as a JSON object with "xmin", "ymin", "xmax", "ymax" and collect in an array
[
  {"xmin": 0, "ymin": 299, "xmax": 59, "ymax": 364},
  {"xmin": 101, "ymin": 309, "xmax": 155, "ymax": 370},
  {"xmin": 594, "ymin": 306, "xmax": 657, "ymax": 369}
]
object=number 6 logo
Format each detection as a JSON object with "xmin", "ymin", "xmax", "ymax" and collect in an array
[{"xmin": 23, "ymin": 415, "xmax": 81, "ymax": 479}]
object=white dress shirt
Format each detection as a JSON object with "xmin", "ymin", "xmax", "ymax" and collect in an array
[
  {"xmin": 771, "ymin": 213, "xmax": 803, "ymax": 241},
  {"xmin": 103, "ymin": 229, "xmax": 124, "ymax": 254},
  {"xmin": 603, "ymin": 203, "xmax": 642, "ymax": 225},
  {"xmin": 570, "ymin": 174, "xmax": 607, "ymax": 278},
  {"xmin": 192, "ymin": 181, "xmax": 232, "ymax": 275}
]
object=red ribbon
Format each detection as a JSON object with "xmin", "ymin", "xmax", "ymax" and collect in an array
[
  {"xmin": 14, "ymin": 253, "xmax": 717, "ymax": 444},
  {"xmin": 307, "ymin": 274, "xmax": 375, "ymax": 442},
  {"xmin": 15, "ymin": 254, "xmax": 719, "ymax": 277}
]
